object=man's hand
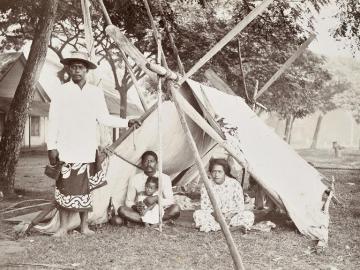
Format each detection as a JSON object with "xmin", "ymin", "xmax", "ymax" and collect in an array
[
  {"xmin": 143, "ymin": 195, "xmax": 158, "ymax": 207},
  {"xmin": 128, "ymin": 118, "xmax": 142, "ymax": 129},
  {"xmin": 47, "ymin": 149, "xmax": 59, "ymax": 165},
  {"xmin": 135, "ymin": 201, "xmax": 146, "ymax": 215}
]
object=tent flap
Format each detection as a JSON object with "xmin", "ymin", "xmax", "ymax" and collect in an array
[{"xmin": 186, "ymin": 79, "xmax": 329, "ymax": 241}]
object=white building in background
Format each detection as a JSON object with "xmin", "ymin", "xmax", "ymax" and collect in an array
[{"xmin": 0, "ymin": 51, "xmax": 143, "ymax": 149}]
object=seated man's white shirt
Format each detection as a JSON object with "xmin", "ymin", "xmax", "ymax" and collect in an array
[
  {"xmin": 125, "ymin": 172, "xmax": 174, "ymax": 208},
  {"xmin": 46, "ymin": 81, "xmax": 128, "ymax": 163}
]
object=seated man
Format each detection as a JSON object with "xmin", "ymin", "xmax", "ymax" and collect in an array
[{"xmin": 118, "ymin": 150, "xmax": 181, "ymax": 225}]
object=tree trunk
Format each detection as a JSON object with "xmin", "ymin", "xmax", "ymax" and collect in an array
[
  {"xmin": 288, "ymin": 116, "xmax": 295, "ymax": 144},
  {"xmin": 284, "ymin": 115, "xmax": 293, "ymax": 143},
  {"xmin": 119, "ymin": 88, "xmax": 128, "ymax": 119},
  {"xmin": 0, "ymin": 0, "xmax": 59, "ymax": 197},
  {"xmin": 310, "ymin": 113, "xmax": 324, "ymax": 149}
]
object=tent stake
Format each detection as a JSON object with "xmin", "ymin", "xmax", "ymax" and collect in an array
[{"xmin": 167, "ymin": 81, "xmax": 245, "ymax": 270}]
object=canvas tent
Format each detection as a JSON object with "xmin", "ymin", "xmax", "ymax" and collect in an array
[
  {"xmin": 36, "ymin": 77, "xmax": 330, "ymax": 243},
  {"xmin": 32, "ymin": 4, "xmax": 332, "ymax": 267}
]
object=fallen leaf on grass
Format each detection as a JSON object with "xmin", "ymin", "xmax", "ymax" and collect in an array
[{"xmin": 271, "ymin": 256, "xmax": 282, "ymax": 262}]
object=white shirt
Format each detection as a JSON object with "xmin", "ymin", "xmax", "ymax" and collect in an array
[
  {"xmin": 125, "ymin": 172, "xmax": 174, "ymax": 208},
  {"xmin": 46, "ymin": 81, "xmax": 129, "ymax": 163}
]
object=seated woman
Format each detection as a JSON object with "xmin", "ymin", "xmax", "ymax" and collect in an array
[{"xmin": 193, "ymin": 158, "xmax": 254, "ymax": 232}]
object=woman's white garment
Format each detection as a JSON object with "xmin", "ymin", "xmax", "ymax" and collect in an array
[{"xmin": 193, "ymin": 176, "xmax": 254, "ymax": 232}]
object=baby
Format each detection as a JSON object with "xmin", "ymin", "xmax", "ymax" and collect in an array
[{"xmin": 136, "ymin": 176, "xmax": 163, "ymax": 227}]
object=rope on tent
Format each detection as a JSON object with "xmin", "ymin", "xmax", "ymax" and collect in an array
[{"xmin": 103, "ymin": 147, "xmax": 142, "ymax": 170}]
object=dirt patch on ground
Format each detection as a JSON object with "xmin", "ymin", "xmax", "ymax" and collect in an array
[{"xmin": 0, "ymin": 240, "xmax": 27, "ymax": 264}]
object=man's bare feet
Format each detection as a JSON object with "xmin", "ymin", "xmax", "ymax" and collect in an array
[
  {"xmin": 52, "ymin": 228, "xmax": 68, "ymax": 237},
  {"xmin": 80, "ymin": 227, "xmax": 95, "ymax": 235}
]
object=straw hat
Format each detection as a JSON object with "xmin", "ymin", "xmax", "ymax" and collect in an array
[{"xmin": 60, "ymin": 51, "xmax": 97, "ymax": 69}]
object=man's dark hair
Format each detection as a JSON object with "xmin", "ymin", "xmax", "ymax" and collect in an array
[
  {"xmin": 208, "ymin": 158, "xmax": 232, "ymax": 177},
  {"xmin": 141, "ymin": 150, "xmax": 158, "ymax": 162},
  {"xmin": 145, "ymin": 176, "xmax": 159, "ymax": 188}
]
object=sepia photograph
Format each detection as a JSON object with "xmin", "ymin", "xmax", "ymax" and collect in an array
[{"xmin": 0, "ymin": 0, "xmax": 359, "ymax": 269}]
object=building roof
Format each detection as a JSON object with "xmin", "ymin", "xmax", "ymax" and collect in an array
[
  {"xmin": 0, "ymin": 51, "xmax": 143, "ymax": 117},
  {"xmin": 0, "ymin": 97, "xmax": 49, "ymax": 116},
  {"xmin": 0, "ymin": 52, "xmax": 22, "ymax": 82}
]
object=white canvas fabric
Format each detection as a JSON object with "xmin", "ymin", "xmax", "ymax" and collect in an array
[
  {"xmin": 36, "ymin": 101, "xmax": 213, "ymax": 233},
  {"xmin": 186, "ymin": 79, "xmax": 329, "ymax": 241}
]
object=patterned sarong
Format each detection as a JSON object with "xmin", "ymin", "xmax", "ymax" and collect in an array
[{"xmin": 55, "ymin": 162, "xmax": 107, "ymax": 212}]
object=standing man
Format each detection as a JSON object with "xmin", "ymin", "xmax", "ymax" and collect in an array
[
  {"xmin": 118, "ymin": 150, "xmax": 181, "ymax": 225},
  {"xmin": 47, "ymin": 51, "xmax": 141, "ymax": 237}
]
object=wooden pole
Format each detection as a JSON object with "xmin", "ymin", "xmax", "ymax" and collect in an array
[
  {"xmin": 156, "ymin": 0, "xmax": 185, "ymax": 75},
  {"xmin": 156, "ymin": 39, "xmax": 164, "ymax": 232},
  {"xmin": 146, "ymin": 63, "xmax": 178, "ymax": 80},
  {"xmin": 255, "ymin": 34, "xmax": 316, "ymax": 99},
  {"xmin": 204, "ymin": 69, "xmax": 236, "ymax": 95},
  {"xmin": 97, "ymin": 0, "xmax": 149, "ymax": 111},
  {"xmin": 81, "ymin": 0, "xmax": 97, "ymax": 85},
  {"xmin": 178, "ymin": 0, "xmax": 274, "ymax": 85},
  {"xmin": 141, "ymin": 1, "xmax": 168, "ymax": 231},
  {"xmin": 237, "ymin": 38, "xmax": 250, "ymax": 102},
  {"xmin": 252, "ymin": 80, "xmax": 259, "ymax": 111},
  {"xmin": 105, "ymin": 25, "xmax": 157, "ymax": 82},
  {"xmin": 81, "ymin": 0, "xmax": 95, "ymax": 58},
  {"xmin": 142, "ymin": 0, "xmax": 167, "ymax": 67},
  {"xmin": 119, "ymin": 49, "xmax": 149, "ymax": 111},
  {"xmin": 97, "ymin": 0, "xmax": 112, "ymax": 26},
  {"xmin": 173, "ymin": 89, "xmax": 284, "ymax": 210},
  {"xmin": 167, "ymin": 81, "xmax": 245, "ymax": 270}
]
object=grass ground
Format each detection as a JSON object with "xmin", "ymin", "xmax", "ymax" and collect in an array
[{"xmin": 0, "ymin": 150, "xmax": 360, "ymax": 270}]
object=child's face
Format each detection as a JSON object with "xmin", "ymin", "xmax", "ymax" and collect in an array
[{"xmin": 145, "ymin": 182, "xmax": 157, "ymax": 196}]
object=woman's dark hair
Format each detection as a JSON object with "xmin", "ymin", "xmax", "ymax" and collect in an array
[
  {"xmin": 145, "ymin": 176, "xmax": 159, "ymax": 188},
  {"xmin": 141, "ymin": 150, "xmax": 158, "ymax": 163},
  {"xmin": 208, "ymin": 158, "xmax": 233, "ymax": 177}
]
